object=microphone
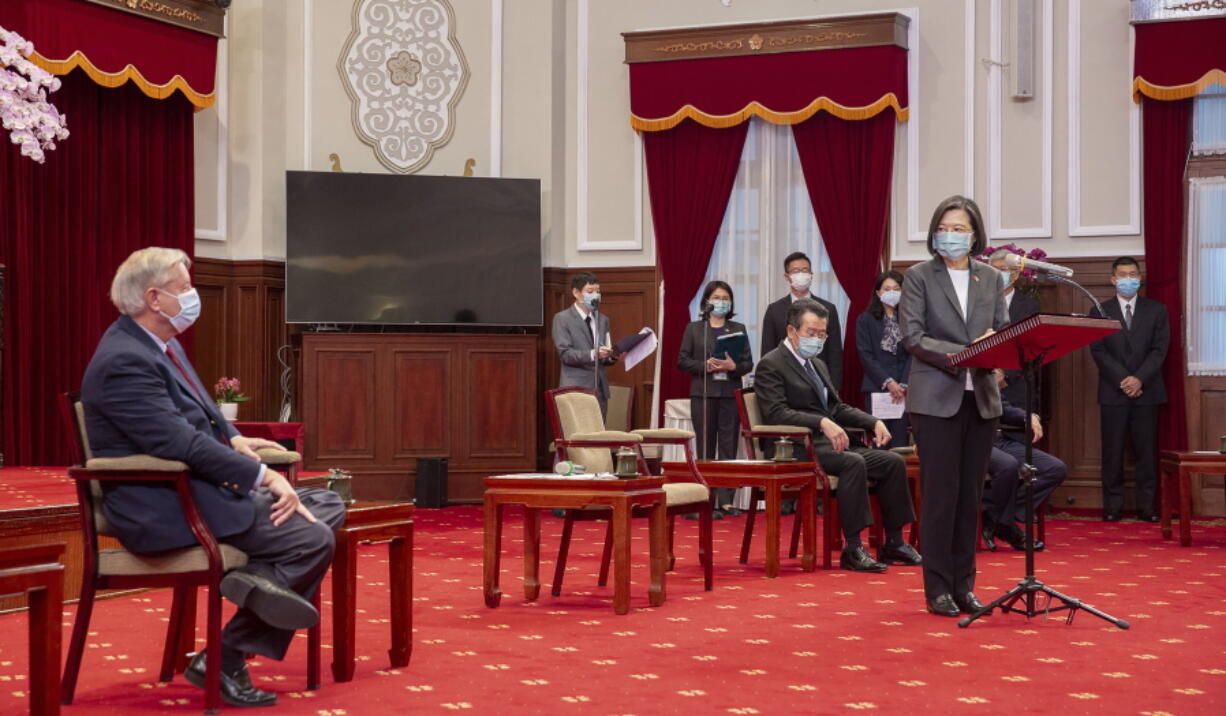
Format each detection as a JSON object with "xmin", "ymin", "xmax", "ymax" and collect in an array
[
  {"xmin": 1003, "ymin": 253, "xmax": 1074, "ymax": 278},
  {"xmin": 699, "ymin": 302, "xmax": 713, "ymax": 318},
  {"xmin": 589, "ymin": 296, "xmax": 600, "ymax": 311}
]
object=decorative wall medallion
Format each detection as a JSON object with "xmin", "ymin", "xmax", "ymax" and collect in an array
[{"xmin": 339, "ymin": 0, "xmax": 469, "ymax": 173}]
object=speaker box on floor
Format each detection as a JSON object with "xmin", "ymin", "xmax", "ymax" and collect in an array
[{"xmin": 415, "ymin": 457, "xmax": 448, "ymax": 508}]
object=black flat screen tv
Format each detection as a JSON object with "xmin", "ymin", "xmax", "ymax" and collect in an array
[{"xmin": 285, "ymin": 171, "xmax": 542, "ymax": 326}]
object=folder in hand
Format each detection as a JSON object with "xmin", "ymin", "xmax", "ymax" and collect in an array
[{"xmin": 710, "ymin": 331, "xmax": 747, "ymax": 360}]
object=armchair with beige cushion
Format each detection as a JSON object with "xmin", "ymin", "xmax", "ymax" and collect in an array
[
  {"xmin": 59, "ymin": 393, "xmax": 319, "ymax": 714},
  {"xmin": 545, "ymin": 387, "xmax": 713, "ymax": 594}
]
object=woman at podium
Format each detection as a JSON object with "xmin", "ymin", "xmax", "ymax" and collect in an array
[{"xmin": 899, "ymin": 196, "xmax": 1009, "ymax": 618}]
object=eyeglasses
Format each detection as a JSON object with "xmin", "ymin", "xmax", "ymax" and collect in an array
[{"xmin": 937, "ymin": 224, "xmax": 973, "ymax": 233}]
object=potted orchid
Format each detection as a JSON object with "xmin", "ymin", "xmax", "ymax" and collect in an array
[
  {"xmin": 975, "ymin": 243, "xmax": 1049, "ymax": 300},
  {"xmin": 213, "ymin": 377, "xmax": 250, "ymax": 421},
  {"xmin": 1, "ymin": 25, "xmax": 69, "ymax": 162}
]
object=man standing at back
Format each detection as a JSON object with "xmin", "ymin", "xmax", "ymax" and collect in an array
[
  {"xmin": 552, "ymin": 271, "xmax": 620, "ymax": 417},
  {"xmin": 1090, "ymin": 256, "xmax": 1169, "ymax": 522},
  {"xmin": 761, "ymin": 252, "xmax": 843, "ymax": 389},
  {"xmin": 82, "ymin": 247, "xmax": 345, "ymax": 708}
]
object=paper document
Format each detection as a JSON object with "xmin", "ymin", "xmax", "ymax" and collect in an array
[
  {"xmin": 619, "ymin": 327, "xmax": 657, "ymax": 370},
  {"xmin": 870, "ymin": 392, "xmax": 906, "ymax": 420}
]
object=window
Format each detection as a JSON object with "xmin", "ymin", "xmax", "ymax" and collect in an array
[
  {"xmin": 1186, "ymin": 84, "xmax": 1226, "ymax": 376},
  {"xmin": 686, "ymin": 118, "xmax": 850, "ymax": 360}
]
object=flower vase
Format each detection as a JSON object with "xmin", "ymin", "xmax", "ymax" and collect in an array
[{"xmin": 219, "ymin": 402, "xmax": 239, "ymax": 421}]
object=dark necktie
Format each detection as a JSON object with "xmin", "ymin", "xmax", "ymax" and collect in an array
[
  {"xmin": 1124, "ymin": 303, "xmax": 1133, "ymax": 330},
  {"xmin": 584, "ymin": 315, "xmax": 594, "ymax": 346},
  {"xmin": 166, "ymin": 345, "xmax": 206, "ymax": 404},
  {"xmin": 804, "ymin": 360, "xmax": 828, "ymax": 409}
]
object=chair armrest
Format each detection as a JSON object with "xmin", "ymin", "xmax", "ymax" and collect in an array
[
  {"xmin": 82, "ymin": 455, "xmax": 190, "ymax": 472},
  {"xmin": 565, "ymin": 431, "xmax": 644, "ymax": 443},
  {"xmin": 256, "ymin": 448, "xmax": 302, "ymax": 465},
  {"xmin": 631, "ymin": 428, "xmax": 695, "ymax": 443}
]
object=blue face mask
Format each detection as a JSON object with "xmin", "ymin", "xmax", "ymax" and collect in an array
[
  {"xmin": 797, "ymin": 335, "xmax": 825, "ymax": 359},
  {"xmin": 1115, "ymin": 277, "xmax": 1140, "ymax": 298},
  {"xmin": 709, "ymin": 300, "xmax": 730, "ymax": 318},
  {"xmin": 582, "ymin": 292, "xmax": 601, "ymax": 310},
  {"xmin": 879, "ymin": 290, "xmax": 901, "ymax": 307},
  {"xmin": 1000, "ymin": 271, "xmax": 1016, "ymax": 291},
  {"xmin": 156, "ymin": 287, "xmax": 201, "ymax": 334},
  {"xmin": 933, "ymin": 232, "xmax": 973, "ymax": 260}
]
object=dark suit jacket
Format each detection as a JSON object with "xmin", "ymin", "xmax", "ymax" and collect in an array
[
  {"xmin": 551, "ymin": 305, "xmax": 615, "ymax": 400},
  {"xmin": 760, "ymin": 294, "xmax": 842, "ymax": 389},
  {"xmin": 81, "ymin": 315, "xmax": 262, "ymax": 553},
  {"xmin": 854, "ymin": 311, "xmax": 912, "ymax": 394},
  {"xmin": 1089, "ymin": 295, "xmax": 1169, "ymax": 406},
  {"xmin": 1000, "ymin": 290, "xmax": 1041, "ymax": 407},
  {"xmin": 754, "ymin": 343, "xmax": 877, "ymax": 454},
  {"xmin": 677, "ymin": 319, "xmax": 754, "ymax": 398}
]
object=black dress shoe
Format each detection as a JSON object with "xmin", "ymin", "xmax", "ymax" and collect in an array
[
  {"xmin": 982, "ymin": 524, "xmax": 998, "ymax": 552},
  {"xmin": 926, "ymin": 594, "xmax": 960, "ymax": 617},
  {"xmin": 720, "ymin": 507, "xmax": 743, "ymax": 517},
  {"xmin": 998, "ymin": 524, "xmax": 1045, "ymax": 552},
  {"xmin": 1103, "ymin": 512, "xmax": 1122, "ymax": 522},
  {"xmin": 184, "ymin": 650, "xmax": 277, "ymax": 708},
  {"xmin": 1136, "ymin": 511, "xmax": 1159, "ymax": 523},
  {"xmin": 839, "ymin": 546, "xmax": 887, "ymax": 573},
  {"xmin": 877, "ymin": 543, "xmax": 922, "ymax": 566},
  {"xmin": 220, "ymin": 570, "xmax": 318, "ymax": 631},
  {"xmin": 954, "ymin": 592, "xmax": 987, "ymax": 614}
]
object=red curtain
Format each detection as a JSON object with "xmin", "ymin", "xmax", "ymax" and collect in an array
[
  {"xmin": 1133, "ymin": 17, "xmax": 1226, "ymax": 102},
  {"xmin": 0, "ymin": 72, "xmax": 196, "ymax": 466},
  {"xmin": 791, "ymin": 111, "xmax": 897, "ymax": 399},
  {"xmin": 1141, "ymin": 98, "xmax": 1191, "ymax": 453},
  {"xmin": 630, "ymin": 46, "xmax": 908, "ymax": 131},
  {"xmin": 644, "ymin": 120, "xmax": 749, "ymax": 415}
]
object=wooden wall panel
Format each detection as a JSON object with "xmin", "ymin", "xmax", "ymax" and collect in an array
[
  {"xmin": 466, "ymin": 349, "xmax": 530, "ymax": 458},
  {"xmin": 312, "ymin": 349, "xmax": 376, "ymax": 460},
  {"xmin": 391, "ymin": 349, "xmax": 451, "ymax": 458}
]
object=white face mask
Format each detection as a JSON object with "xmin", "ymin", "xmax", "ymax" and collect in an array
[
  {"xmin": 879, "ymin": 290, "xmax": 901, "ymax": 307},
  {"xmin": 788, "ymin": 272, "xmax": 813, "ymax": 291},
  {"xmin": 156, "ymin": 287, "xmax": 201, "ymax": 333}
]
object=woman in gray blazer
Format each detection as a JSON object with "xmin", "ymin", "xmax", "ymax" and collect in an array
[
  {"xmin": 900, "ymin": 196, "xmax": 1008, "ymax": 618},
  {"xmin": 677, "ymin": 280, "xmax": 754, "ymax": 515}
]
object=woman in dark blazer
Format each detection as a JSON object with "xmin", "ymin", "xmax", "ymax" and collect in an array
[
  {"xmin": 855, "ymin": 270, "xmax": 911, "ymax": 449},
  {"xmin": 900, "ymin": 195, "xmax": 1008, "ymax": 618},
  {"xmin": 677, "ymin": 280, "xmax": 754, "ymax": 515}
]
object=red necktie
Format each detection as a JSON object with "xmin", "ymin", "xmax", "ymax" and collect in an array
[{"xmin": 166, "ymin": 345, "xmax": 207, "ymax": 404}]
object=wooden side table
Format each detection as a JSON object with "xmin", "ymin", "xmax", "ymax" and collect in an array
[
  {"xmin": 662, "ymin": 460, "xmax": 817, "ymax": 577},
  {"xmin": 1159, "ymin": 450, "xmax": 1226, "ymax": 547},
  {"xmin": 0, "ymin": 543, "xmax": 64, "ymax": 716},
  {"xmin": 483, "ymin": 475, "xmax": 668, "ymax": 615},
  {"xmin": 332, "ymin": 502, "xmax": 414, "ymax": 682}
]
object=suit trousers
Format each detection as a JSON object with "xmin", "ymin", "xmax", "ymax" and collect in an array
[
  {"xmin": 985, "ymin": 436, "xmax": 1067, "ymax": 524},
  {"xmin": 220, "ymin": 487, "xmax": 346, "ymax": 660},
  {"xmin": 691, "ymin": 396, "xmax": 740, "ymax": 508},
  {"xmin": 1099, "ymin": 403, "xmax": 1159, "ymax": 515},
  {"xmin": 816, "ymin": 446, "xmax": 913, "ymax": 538},
  {"xmin": 913, "ymin": 392, "xmax": 998, "ymax": 599}
]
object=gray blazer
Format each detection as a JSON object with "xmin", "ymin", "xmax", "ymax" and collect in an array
[
  {"xmin": 900, "ymin": 256, "xmax": 1009, "ymax": 419},
  {"xmin": 552, "ymin": 305, "xmax": 614, "ymax": 400}
]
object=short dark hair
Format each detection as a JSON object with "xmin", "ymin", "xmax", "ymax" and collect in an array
[
  {"xmin": 867, "ymin": 270, "xmax": 905, "ymax": 320},
  {"xmin": 925, "ymin": 195, "xmax": 987, "ymax": 258},
  {"xmin": 700, "ymin": 280, "xmax": 736, "ymax": 320},
  {"xmin": 783, "ymin": 252, "xmax": 811, "ymax": 272},
  {"xmin": 787, "ymin": 297, "xmax": 828, "ymax": 330},
  {"xmin": 570, "ymin": 271, "xmax": 600, "ymax": 292},
  {"xmin": 1111, "ymin": 256, "xmax": 1140, "ymax": 273}
]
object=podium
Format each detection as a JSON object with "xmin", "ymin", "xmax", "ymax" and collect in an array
[{"xmin": 950, "ymin": 313, "xmax": 1129, "ymax": 629}]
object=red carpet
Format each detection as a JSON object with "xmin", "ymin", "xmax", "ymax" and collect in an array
[{"xmin": 2, "ymin": 506, "xmax": 1225, "ymax": 714}]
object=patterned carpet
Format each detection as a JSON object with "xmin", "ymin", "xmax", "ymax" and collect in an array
[{"xmin": 2, "ymin": 505, "xmax": 1225, "ymax": 714}]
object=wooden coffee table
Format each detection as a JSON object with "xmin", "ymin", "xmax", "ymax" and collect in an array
[
  {"xmin": 0, "ymin": 543, "xmax": 64, "ymax": 716},
  {"xmin": 663, "ymin": 460, "xmax": 817, "ymax": 577},
  {"xmin": 483, "ymin": 475, "xmax": 668, "ymax": 615},
  {"xmin": 1159, "ymin": 450, "xmax": 1226, "ymax": 547},
  {"xmin": 332, "ymin": 501, "xmax": 414, "ymax": 682}
]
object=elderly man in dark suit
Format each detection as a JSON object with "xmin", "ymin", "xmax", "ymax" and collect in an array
[
  {"xmin": 755, "ymin": 298, "xmax": 920, "ymax": 573},
  {"xmin": 1089, "ymin": 256, "xmax": 1169, "ymax": 522},
  {"xmin": 760, "ymin": 252, "xmax": 843, "ymax": 389},
  {"xmin": 82, "ymin": 247, "xmax": 345, "ymax": 708}
]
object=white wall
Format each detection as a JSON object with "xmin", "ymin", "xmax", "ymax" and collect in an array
[{"xmin": 194, "ymin": 0, "xmax": 1143, "ymax": 265}]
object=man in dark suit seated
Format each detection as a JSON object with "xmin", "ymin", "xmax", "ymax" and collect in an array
[
  {"xmin": 983, "ymin": 397, "xmax": 1066, "ymax": 552},
  {"xmin": 754, "ymin": 298, "xmax": 921, "ymax": 573},
  {"xmin": 1089, "ymin": 256, "xmax": 1169, "ymax": 522},
  {"xmin": 82, "ymin": 247, "xmax": 346, "ymax": 708}
]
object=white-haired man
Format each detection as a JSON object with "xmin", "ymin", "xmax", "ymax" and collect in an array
[{"xmin": 81, "ymin": 247, "xmax": 345, "ymax": 708}]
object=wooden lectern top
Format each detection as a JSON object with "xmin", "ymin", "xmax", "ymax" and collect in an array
[{"xmin": 951, "ymin": 313, "xmax": 1121, "ymax": 370}]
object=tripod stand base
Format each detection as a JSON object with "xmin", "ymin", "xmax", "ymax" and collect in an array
[{"xmin": 958, "ymin": 576, "xmax": 1130, "ymax": 629}]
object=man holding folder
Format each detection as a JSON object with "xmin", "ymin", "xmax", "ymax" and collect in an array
[{"xmin": 552, "ymin": 271, "xmax": 620, "ymax": 417}]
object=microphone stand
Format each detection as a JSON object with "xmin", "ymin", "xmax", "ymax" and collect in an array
[
  {"xmin": 1045, "ymin": 274, "xmax": 1106, "ymax": 318},
  {"xmin": 591, "ymin": 300, "xmax": 602, "ymax": 407},
  {"xmin": 700, "ymin": 305, "xmax": 713, "ymax": 463}
]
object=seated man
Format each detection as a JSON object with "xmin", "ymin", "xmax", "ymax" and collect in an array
[
  {"xmin": 755, "ymin": 298, "xmax": 921, "ymax": 573},
  {"xmin": 82, "ymin": 247, "xmax": 346, "ymax": 708},
  {"xmin": 982, "ymin": 396, "xmax": 1067, "ymax": 552}
]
